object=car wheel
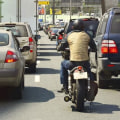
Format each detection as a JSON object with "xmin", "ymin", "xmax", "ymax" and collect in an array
[
  {"xmin": 29, "ymin": 63, "xmax": 36, "ymax": 73},
  {"xmin": 14, "ymin": 74, "xmax": 24, "ymax": 99},
  {"xmin": 96, "ymin": 67, "xmax": 109, "ymax": 89}
]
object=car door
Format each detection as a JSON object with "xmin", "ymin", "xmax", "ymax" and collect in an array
[{"xmin": 90, "ymin": 14, "xmax": 109, "ymax": 68}]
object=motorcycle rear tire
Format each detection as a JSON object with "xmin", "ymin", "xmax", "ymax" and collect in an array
[{"xmin": 76, "ymin": 79, "xmax": 86, "ymax": 112}]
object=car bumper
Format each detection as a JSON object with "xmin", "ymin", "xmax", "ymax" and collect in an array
[
  {"xmin": 0, "ymin": 68, "xmax": 20, "ymax": 87},
  {"xmin": 98, "ymin": 57, "xmax": 120, "ymax": 72}
]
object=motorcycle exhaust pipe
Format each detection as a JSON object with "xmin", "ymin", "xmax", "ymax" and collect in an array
[{"xmin": 64, "ymin": 96, "xmax": 71, "ymax": 102}]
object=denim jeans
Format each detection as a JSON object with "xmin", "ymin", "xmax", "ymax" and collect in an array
[{"xmin": 60, "ymin": 60, "xmax": 94, "ymax": 89}]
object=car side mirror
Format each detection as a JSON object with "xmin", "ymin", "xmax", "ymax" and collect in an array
[{"xmin": 20, "ymin": 46, "xmax": 30, "ymax": 52}]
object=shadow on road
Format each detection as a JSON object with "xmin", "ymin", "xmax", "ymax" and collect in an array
[
  {"xmin": 37, "ymin": 52, "xmax": 61, "ymax": 56},
  {"xmin": 37, "ymin": 58, "xmax": 51, "ymax": 61},
  {"xmin": 25, "ymin": 68, "xmax": 60, "ymax": 74},
  {"xmin": 91, "ymin": 102, "xmax": 120, "ymax": 114},
  {"xmin": 37, "ymin": 48, "xmax": 56, "ymax": 50},
  {"xmin": 22, "ymin": 87, "xmax": 55, "ymax": 103},
  {"xmin": 37, "ymin": 44, "xmax": 56, "ymax": 46}
]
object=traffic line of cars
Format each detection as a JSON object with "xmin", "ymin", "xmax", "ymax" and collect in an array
[
  {"xmin": 0, "ymin": 22, "xmax": 40, "ymax": 99},
  {"xmin": 45, "ymin": 8, "xmax": 120, "ymax": 89}
]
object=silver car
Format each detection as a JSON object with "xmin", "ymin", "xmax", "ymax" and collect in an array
[
  {"xmin": 0, "ymin": 30, "xmax": 28, "ymax": 99},
  {"xmin": 0, "ymin": 22, "xmax": 37, "ymax": 73}
]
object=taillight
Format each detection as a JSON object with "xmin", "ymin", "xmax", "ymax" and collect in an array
[
  {"xmin": 51, "ymin": 33, "xmax": 55, "ymax": 35},
  {"xmin": 101, "ymin": 40, "xmax": 118, "ymax": 54},
  {"xmin": 29, "ymin": 37, "xmax": 34, "ymax": 53},
  {"xmin": 58, "ymin": 34, "xmax": 63, "ymax": 40},
  {"xmin": 5, "ymin": 51, "xmax": 18, "ymax": 63}
]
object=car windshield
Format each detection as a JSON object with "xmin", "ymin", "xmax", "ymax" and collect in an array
[
  {"xmin": 0, "ymin": 25, "xmax": 28, "ymax": 37},
  {"xmin": 0, "ymin": 33, "xmax": 9, "ymax": 46},
  {"xmin": 110, "ymin": 15, "xmax": 120, "ymax": 33}
]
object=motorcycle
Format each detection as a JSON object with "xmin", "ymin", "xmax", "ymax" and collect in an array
[{"xmin": 64, "ymin": 65, "xmax": 98, "ymax": 112}]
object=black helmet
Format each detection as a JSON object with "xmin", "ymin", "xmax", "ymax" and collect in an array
[{"xmin": 72, "ymin": 19, "xmax": 84, "ymax": 31}]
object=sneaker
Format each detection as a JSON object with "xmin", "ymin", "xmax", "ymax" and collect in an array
[{"xmin": 57, "ymin": 87, "xmax": 65, "ymax": 93}]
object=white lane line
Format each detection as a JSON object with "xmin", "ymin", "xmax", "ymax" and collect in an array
[
  {"xmin": 37, "ymin": 61, "xmax": 40, "ymax": 64},
  {"xmin": 35, "ymin": 75, "xmax": 40, "ymax": 82}
]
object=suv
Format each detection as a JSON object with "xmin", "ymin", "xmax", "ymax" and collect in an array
[
  {"xmin": 90, "ymin": 7, "xmax": 120, "ymax": 88},
  {"xmin": 0, "ymin": 22, "xmax": 37, "ymax": 73}
]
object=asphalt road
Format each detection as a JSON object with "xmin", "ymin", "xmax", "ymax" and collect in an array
[{"xmin": 0, "ymin": 31, "xmax": 120, "ymax": 120}]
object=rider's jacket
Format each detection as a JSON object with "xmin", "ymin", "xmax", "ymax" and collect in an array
[
  {"xmin": 57, "ymin": 30, "xmax": 97, "ymax": 61},
  {"xmin": 68, "ymin": 31, "xmax": 90, "ymax": 61}
]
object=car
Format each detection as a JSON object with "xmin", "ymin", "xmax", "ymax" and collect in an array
[
  {"xmin": 56, "ymin": 28, "xmax": 64, "ymax": 49},
  {"xmin": 0, "ymin": 22, "xmax": 37, "ymax": 73},
  {"xmin": 38, "ymin": 22, "xmax": 44, "ymax": 31},
  {"xmin": 49, "ymin": 27, "xmax": 60, "ymax": 41},
  {"xmin": 90, "ymin": 7, "xmax": 120, "ymax": 88},
  {"xmin": 0, "ymin": 30, "xmax": 29, "ymax": 99},
  {"xmin": 56, "ymin": 18, "xmax": 99, "ymax": 50}
]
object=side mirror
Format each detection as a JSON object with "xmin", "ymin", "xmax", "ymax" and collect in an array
[{"xmin": 20, "ymin": 46, "xmax": 30, "ymax": 52}]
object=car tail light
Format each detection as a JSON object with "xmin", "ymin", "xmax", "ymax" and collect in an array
[
  {"xmin": 5, "ymin": 51, "xmax": 18, "ymax": 63},
  {"xmin": 107, "ymin": 64, "xmax": 115, "ymax": 67},
  {"xmin": 58, "ymin": 34, "xmax": 63, "ymax": 40},
  {"xmin": 51, "ymin": 33, "xmax": 55, "ymax": 35},
  {"xmin": 29, "ymin": 37, "xmax": 34, "ymax": 53},
  {"xmin": 101, "ymin": 40, "xmax": 118, "ymax": 54}
]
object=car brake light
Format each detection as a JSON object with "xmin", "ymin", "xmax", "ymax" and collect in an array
[
  {"xmin": 101, "ymin": 40, "xmax": 118, "ymax": 54},
  {"xmin": 51, "ymin": 33, "xmax": 55, "ymax": 35},
  {"xmin": 5, "ymin": 51, "xmax": 18, "ymax": 63},
  {"xmin": 58, "ymin": 34, "xmax": 63, "ymax": 40},
  {"xmin": 107, "ymin": 64, "xmax": 115, "ymax": 67},
  {"xmin": 29, "ymin": 37, "xmax": 34, "ymax": 53}
]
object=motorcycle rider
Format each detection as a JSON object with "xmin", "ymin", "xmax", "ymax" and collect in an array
[{"xmin": 57, "ymin": 19, "xmax": 97, "ymax": 98}]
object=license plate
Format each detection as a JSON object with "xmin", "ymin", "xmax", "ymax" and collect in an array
[{"xmin": 73, "ymin": 72, "xmax": 88, "ymax": 79}]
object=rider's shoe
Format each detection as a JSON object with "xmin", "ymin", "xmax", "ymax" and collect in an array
[{"xmin": 57, "ymin": 87, "xmax": 65, "ymax": 93}]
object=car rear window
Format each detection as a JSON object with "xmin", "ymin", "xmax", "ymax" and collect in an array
[
  {"xmin": 0, "ymin": 33, "xmax": 9, "ymax": 46},
  {"xmin": 110, "ymin": 15, "xmax": 120, "ymax": 33},
  {"xmin": 0, "ymin": 25, "xmax": 28, "ymax": 37},
  {"xmin": 65, "ymin": 19, "xmax": 99, "ymax": 35}
]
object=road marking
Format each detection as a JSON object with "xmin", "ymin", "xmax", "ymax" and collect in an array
[
  {"xmin": 35, "ymin": 75, "xmax": 40, "ymax": 82},
  {"xmin": 37, "ymin": 61, "xmax": 40, "ymax": 64}
]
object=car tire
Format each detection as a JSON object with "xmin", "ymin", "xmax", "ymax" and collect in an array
[
  {"xmin": 14, "ymin": 74, "xmax": 24, "ymax": 99},
  {"xmin": 97, "ymin": 67, "xmax": 109, "ymax": 89},
  {"xmin": 29, "ymin": 63, "xmax": 36, "ymax": 73}
]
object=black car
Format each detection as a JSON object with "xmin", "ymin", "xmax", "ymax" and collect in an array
[
  {"xmin": 90, "ymin": 7, "xmax": 120, "ymax": 88},
  {"xmin": 56, "ymin": 17, "xmax": 99, "ymax": 50}
]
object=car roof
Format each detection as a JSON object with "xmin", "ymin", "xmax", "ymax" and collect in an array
[
  {"xmin": 0, "ymin": 29, "xmax": 11, "ymax": 35},
  {"xmin": 0, "ymin": 22, "xmax": 28, "ymax": 26}
]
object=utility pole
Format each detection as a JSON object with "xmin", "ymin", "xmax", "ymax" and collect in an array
[
  {"xmin": 52, "ymin": 0, "xmax": 55, "ymax": 24},
  {"xmin": 70, "ymin": 0, "xmax": 72, "ymax": 20},
  {"xmin": 35, "ymin": 0, "xmax": 38, "ymax": 35},
  {"xmin": 101, "ymin": 0, "xmax": 105, "ymax": 15},
  {"xmin": 16, "ymin": 0, "xmax": 21, "ymax": 22},
  {"xmin": 0, "ymin": 0, "xmax": 3, "ymax": 22}
]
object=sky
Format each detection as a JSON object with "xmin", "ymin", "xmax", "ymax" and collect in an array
[{"xmin": 1, "ymin": 0, "xmax": 36, "ymax": 33}]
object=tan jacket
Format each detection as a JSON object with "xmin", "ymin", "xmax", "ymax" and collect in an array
[{"xmin": 67, "ymin": 31, "xmax": 90, "ymax": 61}]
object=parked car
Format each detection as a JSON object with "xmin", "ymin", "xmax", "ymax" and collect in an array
[
  {"xmin": 90, "ymin": 7, "xmax": 120, "ymax": 88},
  {"xmin": 0, "ymin": 22, "xmax": 37, "ymax": 73},
  {"xmin": 0, "ymin": 30, "xmax": 29, "ymax": 99}
]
